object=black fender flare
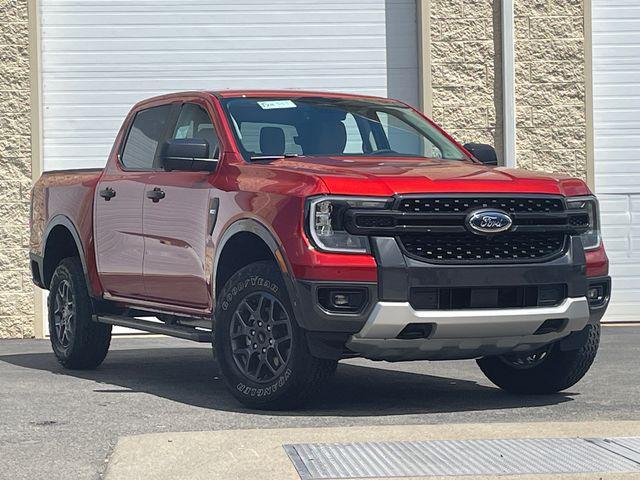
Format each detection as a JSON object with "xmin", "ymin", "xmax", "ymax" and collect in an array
[
  {"xmin": 213, "ymin": 218, "xmax": 303, "ymax": 325},
  {"xmin": 42, "ymin": 214, "xmax": 91, "ymax": 290}
]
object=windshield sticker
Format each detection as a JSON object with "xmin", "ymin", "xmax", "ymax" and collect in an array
[{"xmin": 257, "ymin": 100, "xmax": 297, "ymax": 110}]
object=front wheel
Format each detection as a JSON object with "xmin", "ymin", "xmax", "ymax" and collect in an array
[
  {"xmin": 214, "ymin": 261, "xmax": 337, "ymax": 410},
  {"xmin": 48, "ymin": 257, "xmax": 112, "ymax": 369},
  {"xmin": 477, "ymin": 324, "xmax": 600, "ymax": 394}
]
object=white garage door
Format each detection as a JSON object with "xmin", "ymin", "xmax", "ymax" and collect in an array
[
  {"xmin": 40, "ymin": 0, "xmax": 419, "ymax": 171},
  {"xmin": 38, "ymin": 0, "xmax": 418, "ymax": 333},
  {"xmin": 593, "ymin": 0, "xmax": 640, "ymax": 321}
]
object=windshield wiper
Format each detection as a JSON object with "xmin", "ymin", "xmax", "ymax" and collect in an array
[{"xmin": 249, "ymin": 154, "xmax": 299, "ymax": 161}]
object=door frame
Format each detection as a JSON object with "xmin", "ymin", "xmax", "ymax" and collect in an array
[{"xmin": 28, "ymin": 0, "xmax": 45, "ymax": 338}]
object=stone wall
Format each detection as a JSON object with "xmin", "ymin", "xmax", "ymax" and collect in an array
[
  {"xmin": 428, "ymin": 0, "xmax": 587, "ymax": 179},
  {"xmin": 429, "ymin": 0, "xmax": 504, "ymax": 163},
  {"xmin": 0, "ymin": 0, "xmax": 34, "ymax": 338},
  {"xmin": 514, "ymin": 0, "xmax": 587, "ymax": 177}
]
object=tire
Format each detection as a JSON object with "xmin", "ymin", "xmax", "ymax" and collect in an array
[
  {"xmin": 477, "ymin": 324, "xmax": 600, "ymax": 394},
  {"xmin": 214, "ymin": 260, "xmax": 337, "ymax": 410},
  {"xmin": 48, "ymin": 257, "xmax": 112, "ymax": 369}
]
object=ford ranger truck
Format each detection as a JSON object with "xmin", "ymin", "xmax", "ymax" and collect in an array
[{"xmin": 29, "ymin": 91, "xmax": 611, "ymax": 409}]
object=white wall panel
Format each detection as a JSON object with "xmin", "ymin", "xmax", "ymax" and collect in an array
[
  {"xmin": 593, "ymin": 0, "xmax": 640, "ymax": 321},
  {"xmin": 39, "ymin": 0, "xmax": 418, "ymax": 334},
  {"xmin": 40, "ymin": 0, "xmax": 418, "ymax": 171}
]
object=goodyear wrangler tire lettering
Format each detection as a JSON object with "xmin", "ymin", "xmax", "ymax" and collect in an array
[
  {"xmin": 221, "ymin": 276, "xmax": 279, "ymax": 312},
  {"xmin": 235, "ymin": 368, "xmax": 292, "ymax": 397},
  {"xmin": 214, "ymin": 261, "xmax": 337, "ymax": 410}
]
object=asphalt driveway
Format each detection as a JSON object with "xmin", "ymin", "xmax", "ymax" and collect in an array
[{"xmin": 1, "ymin": 326, "xmax": 639, "ymax": 480}]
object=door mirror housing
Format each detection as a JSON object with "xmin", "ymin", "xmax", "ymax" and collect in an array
[
  {"xmin": 161, "ymin": 138, "xmax": 218, "ymax": 172},
  {"xmin": 463, "ymin": 143, "xmax": 498, "ymax": 166}
]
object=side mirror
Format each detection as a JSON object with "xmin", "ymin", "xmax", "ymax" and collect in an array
[
  {"xmin": 161, "ymin": 138, "xmax": 218, "ymax": 172},
  {"xmin": 463, "ymin": 143, "xmax": 498, "ymax": 166}
]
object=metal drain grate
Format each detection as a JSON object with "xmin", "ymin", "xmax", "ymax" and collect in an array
[
  {"xmin": 284, "ymin": 437, "xmax": 640, "ymax": 479},
  {"xmin": 612, "ymin": 437, "xmax": 640, "ymax": 456},
  {"xmin": 587, "ymin": 437, "xmax": 640, "ymax": 465}
]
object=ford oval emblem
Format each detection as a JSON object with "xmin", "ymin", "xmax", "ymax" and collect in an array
[{"xmin": 466, "ymin": 209, "xmax": 513, "ymax": 234}]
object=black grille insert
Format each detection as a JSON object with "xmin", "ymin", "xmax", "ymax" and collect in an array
[
  {"xmin": 398, "ymin": 196, "xmax": 565, "ymax": 214},
  {"xmin": 400, "ymin": 231, "xmax": 567, "ymax": 263},
  {"xmin": 410, "ymin": 284, "xmax": 567, "ymax": 310}
]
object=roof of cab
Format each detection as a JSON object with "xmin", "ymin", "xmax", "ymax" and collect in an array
[
  {"xmin": 210, "ymin": 89, "xmax": 404, "ymax": 104},
  {"xmin": 130, "ymin": 90, "xmax": 405, "ymax": 110}
]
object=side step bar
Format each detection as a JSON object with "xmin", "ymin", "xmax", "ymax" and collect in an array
[{"xmin": 93, "ymin": 315, "xmax": 212, "ymax": 343}]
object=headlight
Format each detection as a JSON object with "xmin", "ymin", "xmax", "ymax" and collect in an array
[
  {"xmin": 567, "ymin": 196, "xmax": 601, "ymax": 250},
  {"xmin": 307, "ymin": 196, "xmax": 390, "ymax": 253}
]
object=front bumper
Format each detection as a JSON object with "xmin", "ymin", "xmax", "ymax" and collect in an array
[
  {"xmin": 294, "ymin": 235, "xmax": 610, "ymax": 361},
  {"xmin": 346, "ymin": 297, "xmax": 591, "ymax": 361}
]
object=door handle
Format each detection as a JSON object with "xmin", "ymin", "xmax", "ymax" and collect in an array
[
  {"xmin": 146, "ymin": 187, "xmax": 165, "ymax": 203},
  {"xmin": 99, "ymin": 187, "xmax": 116, "ymax": 201}
]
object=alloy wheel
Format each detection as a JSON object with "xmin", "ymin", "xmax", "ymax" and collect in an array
[
  {"xmin": 53, "ymin": 279, "xmax": 75, "ymax": 348},
  {"xmin": 229, "ymin": 292, "xmax": 292, "ymax": 383},
  {"xmin": 499, "ymin": 347, "xmax": 551, "ymax": 370}
]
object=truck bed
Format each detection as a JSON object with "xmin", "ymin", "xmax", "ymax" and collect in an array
[{"xmin": 30, "ymin": 168, "xmax": 103, "ymax": 292}]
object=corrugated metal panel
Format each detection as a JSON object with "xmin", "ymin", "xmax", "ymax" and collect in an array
[
  {"xmin": 593, "ymin": 0, "xmax": 640, "ymax": 321},
  {"xmin": 588, "ymin": 438, "xmax": 640, "ymax": 464},
  {"xmin": 284, "ymin": 437, "xmax": 640, "ymax": 479},
  {"xmin": 599, "ymin": 193, "xmax": 640, "ymax": 321},
  {"xmin": 40, "ymin": 0, "xmax": 418, "ymax": 170}
]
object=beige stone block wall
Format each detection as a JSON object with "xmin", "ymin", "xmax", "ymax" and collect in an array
[
  {"xmin": 0, "ymin": 0, "xmax": 34, "ymax": 338},
  {"xmin": 429, "ymin": 0, "xmax": 504, "ymax": 163},
  {"xmin": 514, "ymin": 0, "xmax": 587, "ymax": 177},
  {"xmin": 428, "ymin": 0, "xmax": 587, "ymax": 179}
]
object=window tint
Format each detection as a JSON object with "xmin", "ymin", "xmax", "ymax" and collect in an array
[
  {"xmin": 377, "ymin": 112, "xmax": 444, "ymax": 159},
  {"xmin": 238, "ymin": 122, "xmax": 302, "ymax": 155},
  {"xmin": 342, "ymin": 113, "xmax": 364, "ymax": 154},
  {"xmin": 121, "ymin": 105, "xmax": 172, "ymax": 169},
  {"xmin": 222, "ymin": 98, "xmax": 468, "ymax": 161},
  {"xmin": 172, "ymin": 103, "xmax": 219, "ymax": 158}
]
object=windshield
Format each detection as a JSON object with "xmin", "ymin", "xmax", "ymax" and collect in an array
[{"xmin": 221, "ymin": 97, "xmax": 469, "ymax": 161}]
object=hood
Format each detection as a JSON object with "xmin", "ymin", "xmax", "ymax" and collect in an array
[{"xmin": 267, "ymin": 156, "xmax": 591, "ymax": 197}]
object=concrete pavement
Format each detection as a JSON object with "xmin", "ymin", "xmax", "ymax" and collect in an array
[
  {"xmin": 1, "ymin": 326, "xmax": 639, "ymax": 479},
  {"xmin": 104, "ymin": 422, "xmax": 640, "ymax": 480}
]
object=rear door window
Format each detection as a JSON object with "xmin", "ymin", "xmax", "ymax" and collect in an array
[{"xmin": 121, "ymin": 104, "xmax": 173, "ymax": 170}]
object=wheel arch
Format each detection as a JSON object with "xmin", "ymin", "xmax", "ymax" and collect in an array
[
  {"xmin": 42, "ymin": 215, "xmax": 90, "ymax": 290},
  {"xmin": 213, "ymin": 218, "xmax": 300, "ymax": 319}
]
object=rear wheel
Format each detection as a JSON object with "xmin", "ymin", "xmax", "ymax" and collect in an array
[
  {"xmin": 477, "ymin": 324, "xmax": 600, "ymax": 394},
  {"xmin": 214, "ymin": 261, "xmax": 337, "ymax": 410},
  {"xmin": 48, "ymin": 257, "xmax": 111, "ymax": 369}
]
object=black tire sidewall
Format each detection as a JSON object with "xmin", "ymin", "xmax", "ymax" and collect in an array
[
  {"xmin": 214, "ymin": 261, "xmax": 310, "ymax": 408},
  {"xmin": 477, "ymin": 324, "xmax": 600, "ymax": 394},
  {"xmin": 49, "ymin": 259, "xmax": 86, "ymax": 360},
  {"xmin": 48, "ymin": 257, "xmax": 111, "ymax": 368}
]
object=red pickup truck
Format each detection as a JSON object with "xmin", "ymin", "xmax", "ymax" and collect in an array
[{"xmin": 30, "ymin": 90, "xmax": 610, "ymax": 409}]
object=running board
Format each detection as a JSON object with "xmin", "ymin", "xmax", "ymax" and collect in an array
[{"xmin": 93, "ymin": 315, "xmax": 212, "ymax": 342}]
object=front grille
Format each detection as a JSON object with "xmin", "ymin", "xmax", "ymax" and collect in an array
[
  {"xmin": 569, "ymin": 214, "xmax": 590, "ymax": 227},
  {"xmin": 410, "ymin": 284, "xmax": 567, "ymax": 310},
  {"xmin": 400, "ymin": 231, "xmax": 567, "ymax": 263},
  {"xmin": 344, "ymin": 195, "xmax": 583, "ymax": 265},
  {"xmin": 398, "ymin": 196, "xmax": 565, "ymax": 214}
]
